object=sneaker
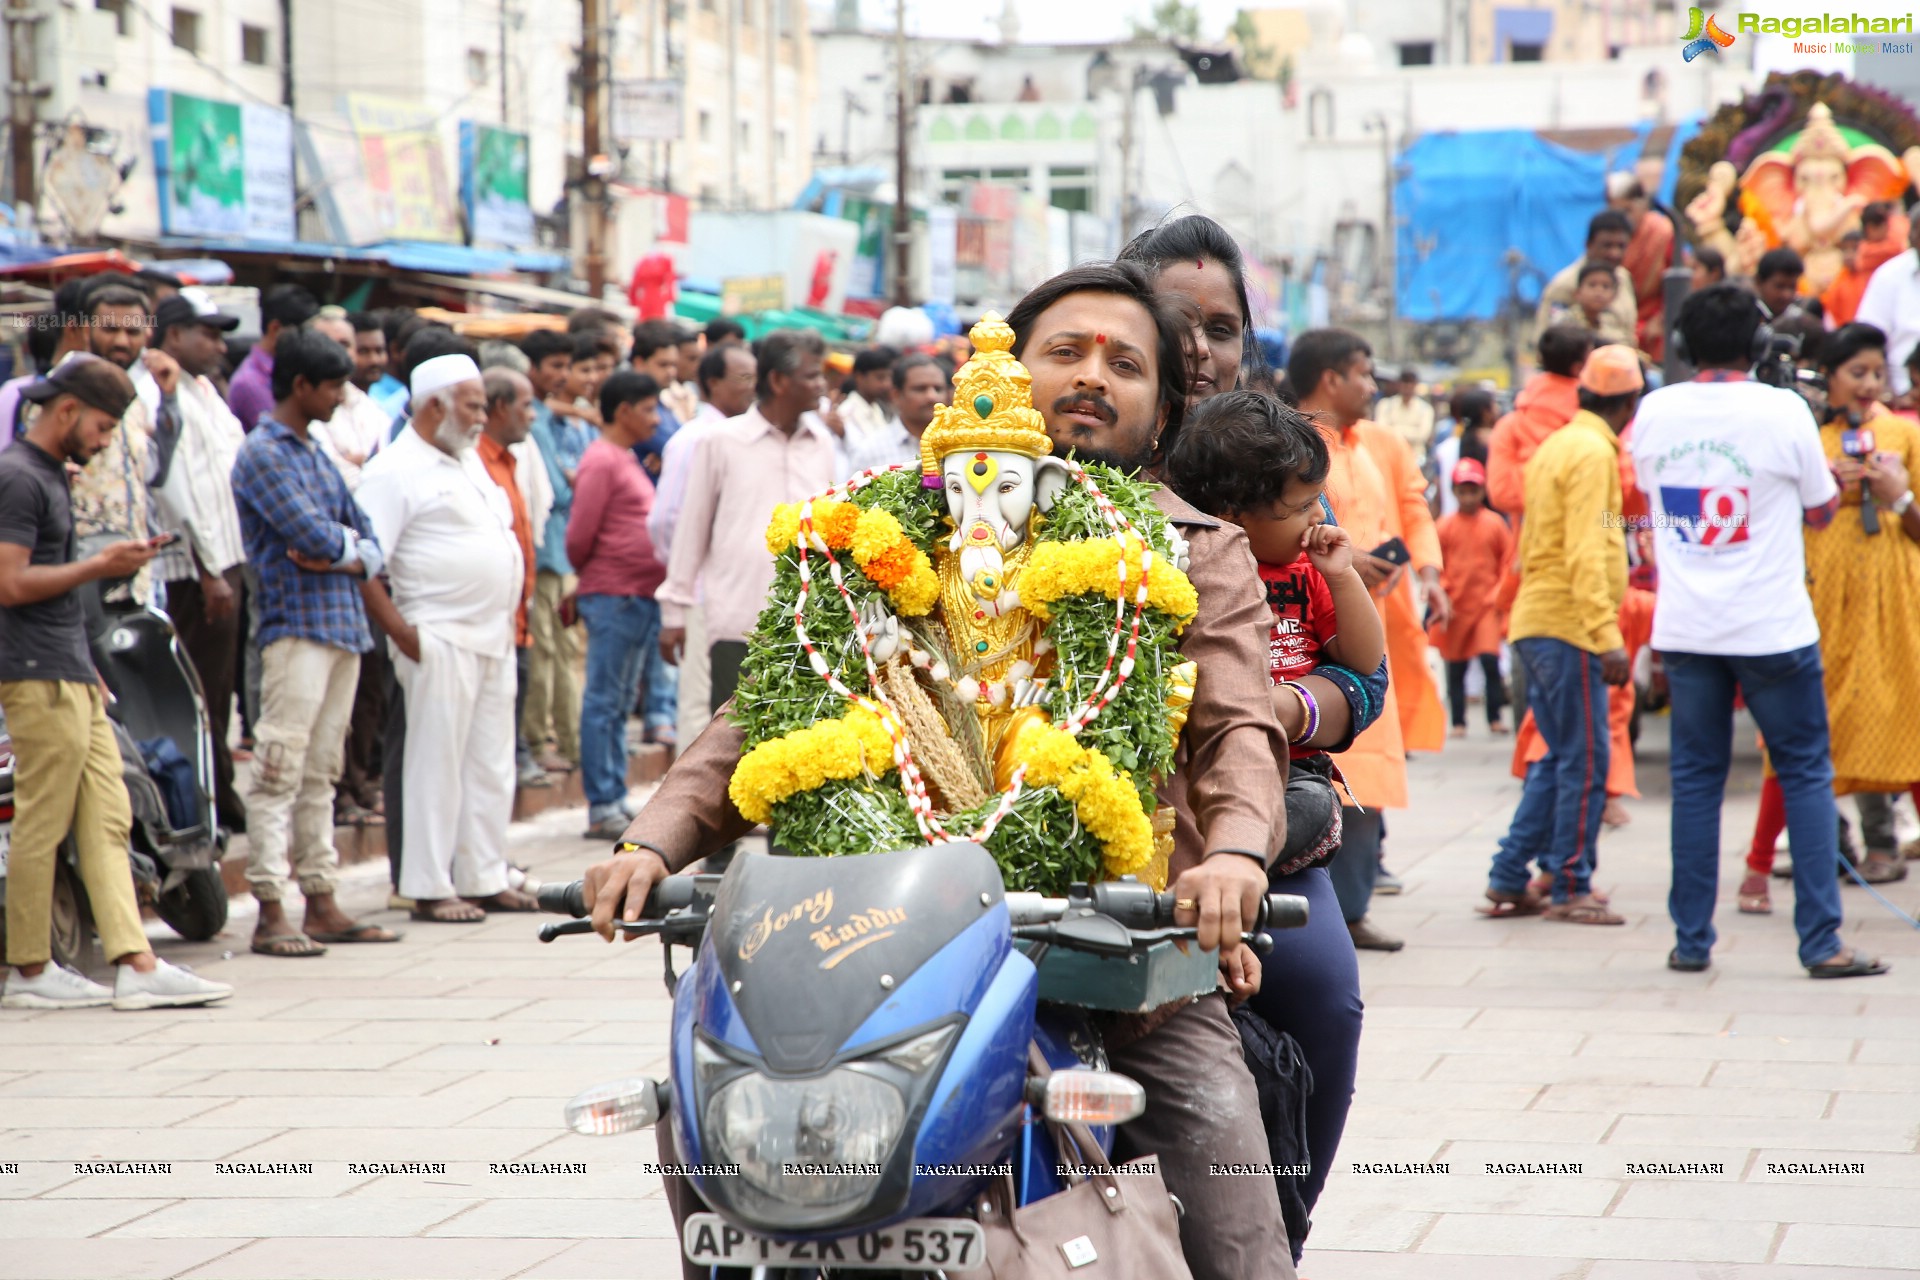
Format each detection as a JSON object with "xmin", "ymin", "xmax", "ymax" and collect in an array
[
  {"xmin": 517, "ymin": 761, "xmax": 555, "ymax": 790},
  {"xmin": 1373, "ymin": 866, "xmax": 1405, "ymax": 896},
  {"xmin": 2, "ymin": 964, "xmax": 113, "ymax": 1010},
  {"xmin": 111, "ymin": 959, "xmax": 233, "ymax": 1011}
]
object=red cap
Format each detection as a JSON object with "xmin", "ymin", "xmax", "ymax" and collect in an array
[{"xmin": 1451, "ymin": 457, "xmax": 1487, "ymax": 488}]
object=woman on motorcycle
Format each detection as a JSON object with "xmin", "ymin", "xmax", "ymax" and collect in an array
[{"xmin": 1125, "ymin": 214, "xmax": 1379, "ymax": 1262}]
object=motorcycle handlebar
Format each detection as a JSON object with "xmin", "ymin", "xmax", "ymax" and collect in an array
[
  {"xmin": 536, "ymin": 876, "xmax": 701, "ymax": 922},
  {"xmin": 1006, "ymin": 886, "xmax": 1308, "ymax": 932}
]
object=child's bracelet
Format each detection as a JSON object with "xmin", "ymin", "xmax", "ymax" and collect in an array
[{"xmin": 1283, "ymin": 680, "xmax": 1319, "ymax": 744}]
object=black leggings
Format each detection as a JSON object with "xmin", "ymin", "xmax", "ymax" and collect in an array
[{"xmin": 1446, "ymin": 655, "xmax": 1506, "ymax": 727}]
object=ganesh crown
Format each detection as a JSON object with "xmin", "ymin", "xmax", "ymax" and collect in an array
[
  {"xmin": 1790, "ymin": 103, "xmax": 1852, "ymax": 168},
  {"xmin": 919, "ymin": 313, "xmax": 1053, "ymax": 487}
]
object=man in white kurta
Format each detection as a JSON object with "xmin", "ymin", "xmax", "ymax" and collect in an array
[{"xmin": 354, "ymin": 355, "xmax": 529, "ymax": 920}]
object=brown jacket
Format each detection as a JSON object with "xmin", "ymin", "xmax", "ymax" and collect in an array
[{"xmin": 626, "ymin": 486, "xmax": 1288, "ymax": 876}]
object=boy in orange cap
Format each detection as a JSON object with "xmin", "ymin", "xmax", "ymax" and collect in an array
[{"xmin": 1481, "ymin": 344, "xmax": 1641, "ymax": 925}]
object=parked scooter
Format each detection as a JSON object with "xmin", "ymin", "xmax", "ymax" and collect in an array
[
  {"xmin": 0, "ymin": 536, "xmax": 228, "ymax": 971},
  {"xmin": 538, "ymin": 841, "xmax": 1307, "ymax": 1277}
]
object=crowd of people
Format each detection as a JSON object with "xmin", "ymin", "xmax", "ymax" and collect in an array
[{"xmin": 1, "ymin": 192, "xmax": 1915, "ymax": 1271}]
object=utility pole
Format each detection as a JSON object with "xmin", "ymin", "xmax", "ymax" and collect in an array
[
  {"xmin": 498, "ymin": 0, "xmax": 510, "ymax": 125},
  {"xmin": 891, "ymin": 0, "xmax": 911, "ymax": 306},
  {"xmin": 1116, "ymin": 70, "xmax": 1137, "ymax": 245},
  {"xmin": 5, "ymin": 0, "xmax": 47, "ymax": 212},
  {"xmin": 581, "ymin": 0, "xmax": 607, "ymax": 296}
]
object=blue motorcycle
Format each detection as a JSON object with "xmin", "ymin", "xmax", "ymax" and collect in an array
[{"xmin": 538, "ymin": 841, "xmax": 1306, "ymax": 1277}]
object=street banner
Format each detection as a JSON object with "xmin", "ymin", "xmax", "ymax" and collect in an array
[
  {"xmin": 460, "ymin": 122, "xmax": 534, "ymax": 247},
  {"xmin": 613, "ymin": 80, "xmax": 685, "ymax": 144},
  {"xmin": 721, "ymin": 274, "xmax": 787, "ymax": 315},
  {"xmin": 148, "ymin": 90, "xmax": 295, "ymax": 242},
  {"xmin": 345, "ymin": 94, "xmax": 462, "ymax": 243}
]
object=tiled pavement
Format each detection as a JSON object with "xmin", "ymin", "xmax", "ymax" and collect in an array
[{"xmin": 3, "ymin": 713, "xmax": 1918, "ymax": 1278}]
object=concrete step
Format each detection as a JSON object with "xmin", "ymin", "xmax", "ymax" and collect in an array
[{"xmin": 194, "ymin": 743, "xmax": 671, "ymax": 903}]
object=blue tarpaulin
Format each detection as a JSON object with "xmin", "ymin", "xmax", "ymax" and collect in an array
[{"xmin": 1394, "ymin": 125, "xmax": 1666, "ymax": 323}]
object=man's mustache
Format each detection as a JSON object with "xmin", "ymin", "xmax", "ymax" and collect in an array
[{"xmin": 1051, "ymin": 392, "xmax": 1117, "ymax": 425}]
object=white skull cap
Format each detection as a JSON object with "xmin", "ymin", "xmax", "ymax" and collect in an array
[{"xmin": 410, "ymin": 353, "xmax": 482, "ymax": 402}]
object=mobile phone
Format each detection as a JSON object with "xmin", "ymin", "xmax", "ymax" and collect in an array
[
  {"xmin": 1370, "ymin": 536, "xmax": 1412, "ymax": 566},
  {"xmin": 148, "ymin": 532, "xmax": 182, "ymax": 548}
]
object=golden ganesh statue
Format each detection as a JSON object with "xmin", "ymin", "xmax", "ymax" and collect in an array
[{"xmin": 1688, "ymin": 101, "xmax": 1920, "ymax": 294}]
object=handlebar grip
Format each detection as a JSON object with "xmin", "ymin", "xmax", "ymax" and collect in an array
[
  {"xmin": 537, "ymin": 881, "xmax": 588, "ymax": 918},
  {"xmin": 1263, "ymin": 893, "xmax": 1310, "ymax": 931}
]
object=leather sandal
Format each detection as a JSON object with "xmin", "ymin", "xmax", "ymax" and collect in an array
[
  {"xmin": 1737, "ymin": 872, "xmax": 1772, "ymax": 915},
  {"xmin": 1858, "ymin": 853, "xmax": 1908, "ymax": 884}
]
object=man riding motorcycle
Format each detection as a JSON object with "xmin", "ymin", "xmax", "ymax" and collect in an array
[{"xmin": 583, "ymin": 263, "xmax": 1298, "ymax": 1280}]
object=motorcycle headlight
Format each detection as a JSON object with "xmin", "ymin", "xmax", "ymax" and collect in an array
[{"xmin": 705, "ymin": 1067, "xmax": 905, "ymax": 1218}]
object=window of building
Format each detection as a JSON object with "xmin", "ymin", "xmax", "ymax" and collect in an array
[
  {"xmin": 241, "ymin": 23, "xmax": 269, "ymax": 65},
  {"xmin": 467, "ymin": 49, "xmax": 488, "ymax": 85},
  {"xmin": 698, "ymin": 110, "xmax": 712, "ymax": 143},
  {"xmin": 1509, "ymin": 41, "xmax": 1545, "ymax": 61},
  {"xmin": 170, "ymin": 7, "xmax": 200, "ymax": 54},
  {"xmin": 1397, "ymin": 41, "xmax": 1435, "ymax": 66},
  {"xmin": 1048, "ymin": 164, "xmax": 1092, "ymax": 214},
  {"xmin": 95, "ymin": 0, "xmax": 130, "ymax": 38}
]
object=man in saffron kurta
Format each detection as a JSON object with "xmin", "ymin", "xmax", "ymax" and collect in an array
[
  {"xmin": 1611, "ymin": 174, "xmax": 1675, "ymax": 361},
  {"xmin": 1291, "ymin": 329, "xmax": 1450, "ymax": 952}
]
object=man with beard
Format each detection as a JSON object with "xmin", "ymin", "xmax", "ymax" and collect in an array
[
  {"xmin": 582, "ymin": 264, "xmax": 1297, "ymax": 1280},
  {"xmin": 309, "ymin": 311, "xmax": 393, "ymax": 489},
  {"xmin": 357, "ymin": 355, "xmax": 534, "ymax": 923},
  {"xmin": 141, "ymin": 293, "xmax": 250, "ymax": 831},
  {"xmin": 0, "ymin": 356, "xmax": 233, "ymax": 1010},
  {"xmin": 230, "ymin": 331, "xmax": 396, "ymax": 958},
  {"xmin": 64, "ymin": 282, "xmax": 168, "ymax": 609}
]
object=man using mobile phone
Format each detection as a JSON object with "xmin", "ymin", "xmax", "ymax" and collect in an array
[
  {"xmin": 1291, "ymin": 328, "xmax": 1451, "ymax": 951},
  {"xmin": 0, "ymin": 357, "xmax": 233, "ymax": 1010}
]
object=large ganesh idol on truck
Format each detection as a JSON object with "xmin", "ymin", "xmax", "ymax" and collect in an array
[
  {"xmin": 1677, "ymin": 71, "xmax": 1920, "ymax": 295},
  {"xmin": 726, "ymin": 314, "xmax": 1199, "ymax": 896}
]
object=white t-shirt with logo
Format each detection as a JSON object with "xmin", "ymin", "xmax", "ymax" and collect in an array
[{"xmin": 1629, "ymin": 379, "xmax": 1837, "ymax": 656}]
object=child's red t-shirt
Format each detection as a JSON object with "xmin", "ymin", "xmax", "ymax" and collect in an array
[{"xmin": 1260, "ymin": 554, "xmax": 1340, "ymax": 759}]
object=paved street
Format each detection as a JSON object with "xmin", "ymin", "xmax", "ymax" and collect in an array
[{"xmin": 3, "ymin": 713, "xmax": 1918, "ymax": 1279}]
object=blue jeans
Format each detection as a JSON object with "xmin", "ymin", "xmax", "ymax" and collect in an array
[
  {"xmin": 1489, "ymin": 637, "xmax": 1609, "ymax": 903},
  {"xmin": 576, "ymin": 594, "xmax": 662, "ymax": 811},
  {"xmin": 1662, "ymin": 644, "xmax": 1844, "ymax": 968},
  {"xmin": 641, "ymin": 640, "xmax": 678, "ymax": 733},
  {"xmin": 1247, "ymin": 865, "xmax": 1363, "ymax": 1258}
]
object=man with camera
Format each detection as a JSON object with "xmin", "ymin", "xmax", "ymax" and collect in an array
[{"xmin": 1630, "ymin": 284, "xmax": 1883, "ymax": 979}]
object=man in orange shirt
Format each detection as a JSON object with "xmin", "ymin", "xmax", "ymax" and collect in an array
[
  {"xmin": 1609, "ymin": 173, "xmax": 1676, "ymax": 360},
  {"xmin": 1487, "ymin": 325, "xmax": 1593, "ymax": 516},
  {"xmin": 1292, "ymin": 328, "xmax": 1451, "ymax": 951},
  {"xmin": 1821, "ymin": 231, "xmax": 1871, "ymax": 328},
  {"xmin": 478, "ymin": 367, "xmax": 555, "ymax": 794}
]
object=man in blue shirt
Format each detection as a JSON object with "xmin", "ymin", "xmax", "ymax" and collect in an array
[
  {"xmin": 627, "ymin": 319, "xmax": 684, "ymax": 743},
  {"xmin": 519, "ymin": 330, "xmax": 584, "ymax": 769},
  {"xmin": 229, "ymin": 331, "xmax": 399, "ymax": 958}
]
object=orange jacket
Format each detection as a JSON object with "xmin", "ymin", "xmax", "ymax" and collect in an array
[{"xmin": 1486, "ymin": 372, "xmax": 1580, "ymax": 516}]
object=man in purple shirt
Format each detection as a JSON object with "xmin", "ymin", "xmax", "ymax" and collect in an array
[{"xmin": 227, "ymin": 284, "xmax": 320, "ymax": 430}]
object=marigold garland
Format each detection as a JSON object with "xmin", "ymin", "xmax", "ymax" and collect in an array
[
  {"xmin": 729, "ymin": 705, "xmax": 899, "ymax": 825},
  {"xmin": 1007, "ymin": 721, "xmax": 1156, "ymax": 879},
  {"xmin": 738, "ymin": 459, "xmax": 1191, "ymax": 895},
  {"xmin": 1022, "ymin": 535, "xmax": 1199, "ymax": 629}
]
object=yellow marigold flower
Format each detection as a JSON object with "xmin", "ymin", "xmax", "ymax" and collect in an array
[
  {"xmin": 1022, "ymin": 538, "xmax": 1197, "ymax": 629},
  {"xmin": 890, "ymin": 560, "xmax": 941, "ymax": 616},
  {"xmin": 765, "ymin": 504, "xmax": 802, "ymax": 555},
  {"xmin": 728, "ymin": 707, "xmax": 898, "ymax": 822},
  {"xmin": 852, "ymin": 507, "xmax": 907, "ymax": 562}
]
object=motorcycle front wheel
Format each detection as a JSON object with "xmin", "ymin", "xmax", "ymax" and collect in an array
[
  {"xmin": 156, "ymin": 865, "xmax": 229, "ymax": 941},
  {"xmin": 48, "ymin": 853, "xmax": 95, "ymax": 973}
]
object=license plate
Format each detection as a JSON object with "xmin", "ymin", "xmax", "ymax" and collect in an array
[{"xmin": 683, "ymin": 1212, "xmax": 985, "ymax": 1271}]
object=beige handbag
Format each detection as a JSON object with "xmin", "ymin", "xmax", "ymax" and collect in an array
[{"xmin": 972, "ymin": 1050, "xmax": 1194, "ymax": 1279}]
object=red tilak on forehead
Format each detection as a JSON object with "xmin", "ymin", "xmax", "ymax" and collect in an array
[
  {"xmin": 1196, "ymin": 258, "xmax": 1205, "ymax": 270},
  {"xmin": 1095, "ymin": 333, "xmax": 1107, "ymax": 344}
]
